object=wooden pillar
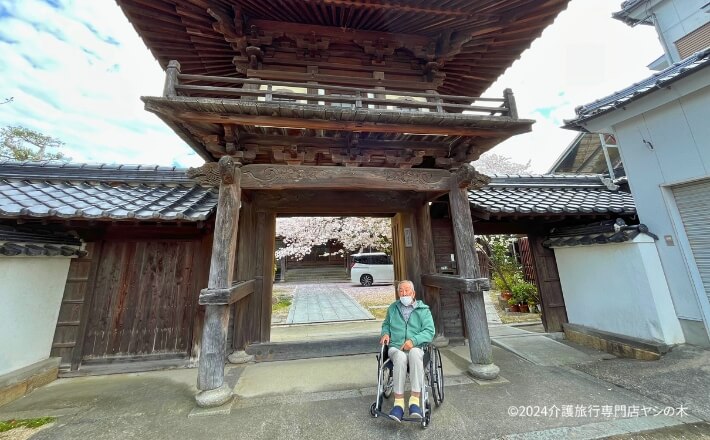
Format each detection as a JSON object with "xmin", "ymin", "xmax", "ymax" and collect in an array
[
  {"xmin": 279, "ymin": 257, "xmax": 286, "ymax": 283},
  {"xmin": 504, "ymin": 88, "xmax": 518, "ymax": 119},
  {"xmin": 195, "ymin": 157, "xmax": 241, "ymax": 407},
  {"xmin": 163, "ymin": 60, "xmax": 180, "ymax": 97},
  {"xmin": 416, "ymin": 203, "xmax": 448, "ymax": 346},
  {"xmin": 259, "ymin": 212, "xmax": 276, "ymax": 342},
  {"xmin": 449, "ymin": 164, "xmax": 499, "ymax": 380}
]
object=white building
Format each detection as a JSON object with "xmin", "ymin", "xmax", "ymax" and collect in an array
[
  {"xmin": 613, "ymin": 0, "xmax": 710, "ymax": 69},
  {"xmin": 564, "ymin": 0, "xmax": 710, "ymax": 346},
  {"xmin": 0, "ymin": 225, "xmax": 85, "ymax": 405}
]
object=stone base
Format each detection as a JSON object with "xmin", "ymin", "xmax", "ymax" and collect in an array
[
  {"xmin": 228, "ymin": 350, "xmax": 254, "ymax": 364},
  {"xmin": 0, "ymin": 358, "xmax": 60, "ymax": 407},
  {"xmin": 563, "ymin": 323, "xmax": 670, "ymax": 361},
  {"xmin": 467, "ymin": 362, "xmax": 500, "ymax": 380},
  {"xmin": 195, "ymin": 384, "xmax": 233, "ymax": 408},
  {"xmin": 433, "ymin": 335, "xmax": 449, "ymax": 348}
]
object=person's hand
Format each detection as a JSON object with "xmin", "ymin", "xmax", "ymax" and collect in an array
[
  {"xmin": 401, "ymin": 340, "xmax": 414, "ymax": 351},
  {"xmin": 380, "ymin": 334, "xmax": 390, "ymax": 345}
]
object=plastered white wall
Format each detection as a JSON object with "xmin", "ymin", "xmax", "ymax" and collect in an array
[
  {"xmin": 554, "ymin": 236, "xmax": 685, "ymax": 344},
  {"xmin": 0, "ymin": 257, "xmax": 71, "ymax": 376},
  {"xmin": 579, "ymin": 76, "xmax": 710, "ymax": 342}
]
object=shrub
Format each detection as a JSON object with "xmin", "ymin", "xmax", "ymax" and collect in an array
[{"xmin": 511, "ymin": 281, "xmax": 538, "ymax": 304}]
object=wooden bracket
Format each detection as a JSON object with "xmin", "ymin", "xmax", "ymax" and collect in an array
[
  {"xmin": 421, "ymin": 274, "xmax": 490, "ymax": 293},
  {"xmin": 450, "ymin": 163, "xmax": 490, "ymax": 190},
  {"xmin": 199, "ymin": 279, "xmax": 255, "ymax": 305}
]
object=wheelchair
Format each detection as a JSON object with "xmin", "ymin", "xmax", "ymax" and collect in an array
[{"xmin": 369, "ymin": 343, "xmax": 444, "ymax": 428}]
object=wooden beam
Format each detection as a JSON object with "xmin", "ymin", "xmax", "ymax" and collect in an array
[
  {"xmin": 252, "ymin": 189, "xmax": 426, "ymax": 214},
  {"xmin": 172, "ymin": 111, "xmax": 512, "ymax": 138},
  {"xmin": 421, "ymin": 273, "xmax": 490, "ymax": 292},
  {"xmin": 248, "ymin": 18, "xmax": 431, "ymax": 47},
  {"xmin": 296, "ymin": 0, "xmax": 492, "ymax": 19},
  {"xmin": 199, "ymin": 279, "xmax": 255, "ymax": 305},
  {"xmin": 245, "ymin": 69, "xmax": 442, "ymax": 90},
  {"xmin": 240, "ymin": 164, "xmax": 452, "ymax": 191}
]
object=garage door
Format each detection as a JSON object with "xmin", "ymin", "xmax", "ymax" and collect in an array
[{"xmin": 672, "ymin": 179, "xmax": 710, "ymax": 304}]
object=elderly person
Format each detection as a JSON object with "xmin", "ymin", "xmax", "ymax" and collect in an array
[{"xmin": 379, "ymin": 280, "xmax": 435, "ymax": 422}]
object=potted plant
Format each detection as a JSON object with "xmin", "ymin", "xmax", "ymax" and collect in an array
[
  {"xmin": 507, "ymin": 297, "xmax": 520, "ymax": 313},
  {"xmin": 512, "ymin": 281, "xmax": 537, "ymax": 314}
]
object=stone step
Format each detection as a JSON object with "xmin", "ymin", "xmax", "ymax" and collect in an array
[{"xmin": 246, "ymin": 335, "xmax": 378, "ymax": 362}]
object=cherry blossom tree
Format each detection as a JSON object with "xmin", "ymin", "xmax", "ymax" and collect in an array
[
  {"xmin": 275, "ymin": 217, "xmax": 392, "ymax": 260},
  {"xmin": 473, "ymin": 152, "xmax": 531, "ymax": 175}
]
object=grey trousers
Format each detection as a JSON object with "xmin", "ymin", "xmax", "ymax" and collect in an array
[{"xmin": 388, "ymin": 346, "xmax": 424, "ymax": 395}]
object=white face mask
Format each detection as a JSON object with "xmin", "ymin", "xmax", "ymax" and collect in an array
[{"xmin": 400, "ymin": 296, "xmax": 414, "ymax": 307}]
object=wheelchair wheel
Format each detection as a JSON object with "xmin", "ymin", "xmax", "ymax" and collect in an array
[
  {"xmin": 421, "ymin": 399, "xmax": 432, "ymax": 429},
  {"xmin": 432, "ymin": 348, "xmax": 445, "ymax": 406},
  {"xmin": 370, "ymin": 402, "xmax": 378, "ymax": 418},
  {"xmin": 382, "ymin": 368, "xmax": 393, "ymax": 398}
]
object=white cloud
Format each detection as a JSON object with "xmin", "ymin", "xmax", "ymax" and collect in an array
[
  {"xmin": 0, "ymin": 0, "xmax": 661, "ymax": 170},
  {"xmin": 0, "ymin": 0, "xmax": 202, "ymax": 167}
]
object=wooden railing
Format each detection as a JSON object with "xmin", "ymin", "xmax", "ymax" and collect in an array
[{"xmin": 162, "ymin": 60, "xmax": 518, "ymax": 118}]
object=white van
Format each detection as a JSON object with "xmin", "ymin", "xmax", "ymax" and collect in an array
[{"xmin": 350, "ymin": 252, "xmax": 394, "ymax": 286}]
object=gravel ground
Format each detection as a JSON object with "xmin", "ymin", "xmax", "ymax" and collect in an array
[{"xmin": 0, "ymin": 424, "xmax": 53, "ymax": 440}]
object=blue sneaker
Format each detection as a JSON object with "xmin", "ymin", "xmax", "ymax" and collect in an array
[
  {"xmin": 409, "ymin": 404, "xmax": 423, "ymax": 419},
  {"xmin": 389, "ymin": 405, "xmax": 404, "ymax": 422}
]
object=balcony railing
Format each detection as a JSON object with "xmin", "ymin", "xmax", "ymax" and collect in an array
[{"xmin": 162, "ymin": 60, "xmax": 518, "ymax": 118}]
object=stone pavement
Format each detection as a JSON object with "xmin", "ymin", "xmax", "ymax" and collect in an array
[
  {"xmin": 484, "ymin": 290, "xmax": 503, "ymax": 324},
  {"xmin": 2, "ymin": 326, "xmax": 708, "ymax": 439},
  {"xmin": 286, "ymin": 285, "xmax": 374, "ymax": 324}
]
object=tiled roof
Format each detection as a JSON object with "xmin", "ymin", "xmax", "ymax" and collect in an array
[
  {"xmin": 543, "ymin": 219, "xmax": 657, "ymax": 247},
  {"xmin": 0, "ymin": 224, "xmax": 85, "ymax": 257},
  {"xmin": 0, "ymin": 161, "xmax": 217, "ymax": 222},
  {"xmin": 1, "ymin": 162, "xmax": 636, "ymax": 221},
  {"xmin": 469, "ymin": 174, "xmax": 636, "ymax": 216},
  {"xmin": 564, "ymin": 48, "xmax": 710, "ymax": 129},
  {"xmin": 612, "ymin": 0, "xmax": 653, "ymax": 25}
]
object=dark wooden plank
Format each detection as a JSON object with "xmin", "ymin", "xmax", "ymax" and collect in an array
[
  {"xmin": 111, "ymin": 241, "xmax": 137, "ymax": 356},
  {"xmin": 528, "ymin": 234, "xmax": 568, "ymax": 332},
  {"xmin": 421, "ymin": 274, "xmax": 489, "ymax": 292},
  {"xmin": 260, "ymin": 212, "xmax": 277, "ymax": 342},
  {"xmin": 416, "ymin": 203, "xmax": 446, "ymax": 341},
  {"xmin": 233, "ymin": 199, "xmax": 256, "ymax": 350},
  {"xmin": 191, "ymin": 232, "xmax": 214, "ymax": 360}
]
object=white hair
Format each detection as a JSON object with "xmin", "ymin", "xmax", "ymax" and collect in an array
[{"xmin": 398, "ymin": 280, "xmax": 415, "ymax": 294}]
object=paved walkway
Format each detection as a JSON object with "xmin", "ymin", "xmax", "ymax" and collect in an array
[
  {"xmin": 2, "ymin": 332, "xmax": 707, "ymax": 440},
  {"xmin": 286, "ymin": 285, "xmax": 374, "ymax": 324},
  {"xmin": 484, "ymin": 290, "xmax": 503, "ymax": 324}
]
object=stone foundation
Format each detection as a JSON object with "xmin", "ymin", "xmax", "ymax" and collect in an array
[
  {"xmin": 0, "ymin": 358, "xmax": 59, "ymax": 407},
  {"xmin": 563, "ymin": 323, "xmax": 672, "ymax": 361}
]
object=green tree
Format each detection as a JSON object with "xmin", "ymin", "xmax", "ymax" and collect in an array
[{"xmin": 0, "ymin": 125, "xmax": 69, "ymax": 161}]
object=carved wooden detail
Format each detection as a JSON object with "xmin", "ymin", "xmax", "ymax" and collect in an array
[
  {"xmin": 240, "ymin": 164, "xmax": 451, "ymax": 191},
  {"xmin": 450, "ymin": 164, "xmax": 490, "ymax": 190},
  {"xmin": 186, "ymin": 162, "xmax": 221, "ymax": 186}
]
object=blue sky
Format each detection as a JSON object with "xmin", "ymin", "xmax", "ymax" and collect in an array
[{"xmin": 0, "ymin": 0, "xmax": 660, "ymax": 171}]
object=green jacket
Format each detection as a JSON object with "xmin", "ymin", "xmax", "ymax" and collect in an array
[{"xmin": 381, "ymin": 300, "xmax": 435, "ymax": 349}]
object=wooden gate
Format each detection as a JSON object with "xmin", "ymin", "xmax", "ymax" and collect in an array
[
  {"xmin": 528, "ymin": 234, "xmax": 568, "ymax": 332},
  {"xmin": 81, "ymin": 239, "xmax": 209, "ymax": 361}
]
